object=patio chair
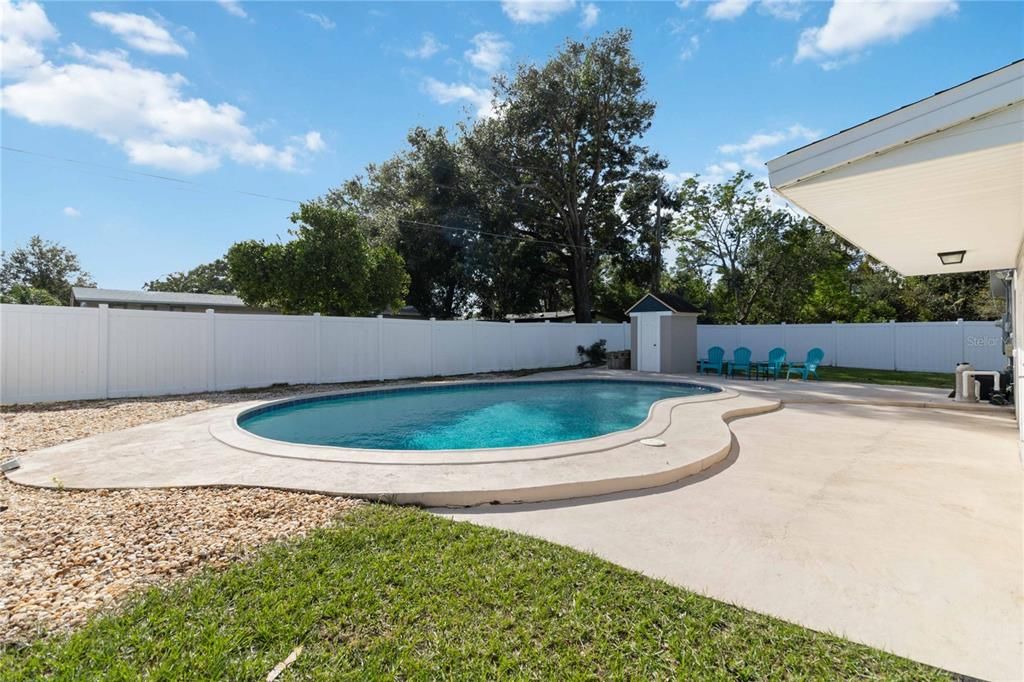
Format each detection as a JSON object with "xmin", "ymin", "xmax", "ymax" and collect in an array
[
  {"xmin": 729, "ymin": 347, "xmax": 753, "ymax": 379},
  {"xmin": 698, "ymin": 346, "xmax": 725, "ymax": 375},
  {"xmin": 764, "ymin": 347, "xmax": 787, "ymax": 379},
  {"xmin": 785, "ymin": 347, "xmax": 825, "ymax": 381}
]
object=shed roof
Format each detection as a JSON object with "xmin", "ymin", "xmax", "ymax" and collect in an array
[
  {"xmin": 71, "ymin": 287, "xmax": 247, "ymax": 308},
  {"xmin": 625, "ymin": 292, "xmax": 700, "ymax": 315}
]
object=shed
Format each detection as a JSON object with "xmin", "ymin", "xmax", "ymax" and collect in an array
[{"xmin": 626, "ymin": 293, "xmax": 700, "ymax": 373}]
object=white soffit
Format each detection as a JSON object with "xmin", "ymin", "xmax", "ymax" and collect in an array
[{"xmin": 768, "ymin": 61, "xmax": 1024, "ymax": 276}]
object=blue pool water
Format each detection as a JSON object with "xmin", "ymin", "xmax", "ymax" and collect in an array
[{"xmin": 238, "ymin": 380, "xmax": 717, "ymax": 450}]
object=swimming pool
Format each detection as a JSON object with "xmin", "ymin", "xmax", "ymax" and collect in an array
[{"xmin": 237, "ymin": 379, "xmax": 718, "ymax": 451}]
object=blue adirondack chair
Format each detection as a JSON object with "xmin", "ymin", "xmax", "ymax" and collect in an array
[
  {"xmin": 698, "ymin": 346, "xmax": 725, "ymax": 375},
  {"xmin": 786, "ymin": 347, "xmax": 825, "ymax": 381},
  {"xmin": 764, "ymin": 347, "xmax": 787, "ymax": 379},
  {"xmin": 730, "ymin": 347, "xmax": 753, "ymax": 379}
]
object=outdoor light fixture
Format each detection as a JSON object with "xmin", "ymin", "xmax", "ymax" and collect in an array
[{"xmin": 937, "ymin": 250, "xmax": 966, "ymax": 265}]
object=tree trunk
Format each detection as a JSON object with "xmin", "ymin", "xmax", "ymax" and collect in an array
[
  {"xmin": 571, "ymin": 252, "xmax": 593, "ymax": 322},
  {"xmin": 649, "ymin": 190, "xmax": 663, "ymax": 292}
]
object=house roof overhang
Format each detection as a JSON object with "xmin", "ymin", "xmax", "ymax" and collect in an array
[{"xmin": 767, "ymin": 60, "xmax": 1024, "ymax": 276}]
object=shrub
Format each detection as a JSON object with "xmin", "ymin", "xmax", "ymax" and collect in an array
[{"xmin": 577, "ymin": 339, "xmax": 607, "ymax": 366}]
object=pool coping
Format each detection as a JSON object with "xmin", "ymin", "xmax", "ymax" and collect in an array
[
  {"xmin": 6, "ymin": 372, "xmax": 781, "ymax": 506},
  {"xmin": 211, "ymin": 376, "xmax": 737, "ymax": 465}
]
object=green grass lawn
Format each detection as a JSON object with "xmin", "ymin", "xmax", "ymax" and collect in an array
[
  {"xmin": 813, "ymin": 366, "xmax": 954, "ymax": 390},
  {"xmin": 2, "ymin": 505, "xmax": 949, "ymax": 680}
]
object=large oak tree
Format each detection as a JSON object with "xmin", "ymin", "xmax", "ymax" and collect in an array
[{"xmin": 464, "ymin": 29, "xmax": 656, "ymax": 322}]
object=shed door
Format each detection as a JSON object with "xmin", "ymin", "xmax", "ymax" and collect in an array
[{"xmin": 637, "ymin": 314, "xmax": 661, "ymax": 372}]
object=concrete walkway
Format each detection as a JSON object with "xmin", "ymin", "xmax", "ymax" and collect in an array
[{"xmin": 441, "ymin": 399, "xmax": 1022, "ymax": 680}]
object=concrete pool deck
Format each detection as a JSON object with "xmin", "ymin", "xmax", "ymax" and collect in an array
[
  {"xmin": 5, "ymin": 374, "xmax": 781, "ymax": 506},
  {"xmin": 438, "ymin": 379, "xmax": 1022, "ymax": 681}
]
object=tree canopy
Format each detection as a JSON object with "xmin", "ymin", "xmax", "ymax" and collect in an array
[
  {"xmin": 144, "ymin": 259, "xmax": 235, "ymax": 295},
  {"xmin": 1, "ymin": 236, "xmax": 94, "ymax": 305},
  {"xmin": 226, "ymin": 203, "xmax": 409, "ymax": 316},
  {"xmin": 463, "ymin": 29, "xmax": 655, "ymax": 322},
  {"xmin": 0, "ymin": 235, "xmax": 95, "ymax": 305}
]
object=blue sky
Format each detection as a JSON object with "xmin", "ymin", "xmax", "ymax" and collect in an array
[{"xmin": 2, "ymin": 0, "xmax": 1021, "ymax": 290}]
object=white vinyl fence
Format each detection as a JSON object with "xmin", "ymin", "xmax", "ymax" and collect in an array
[
  {"xmin": 697, "ymin": 320, "xmax": 1006, "ymax": 373},
  {"xmin": 1, "ymin": 304, "xmax": 1007, "ymax": 404},
  {"xmin": 0, "ymin": 304, "xmax": 630, "ymax": 404}
]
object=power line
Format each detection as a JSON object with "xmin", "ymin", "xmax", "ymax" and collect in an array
[{"xmin": 2, "ymin": 144, "xmax": 620, "ymax": 256}]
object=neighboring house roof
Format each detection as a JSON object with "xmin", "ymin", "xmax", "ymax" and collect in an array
[
  {"xmin": 625, "ymin": 292, "xmax": 700, "ymax": 315},
  {"xmin": 71, "ymin": 287, "xmax": 247, "ymax": 308},
  {"xmin": 505, "ymin": 310, "xmax": 575, "ymax": 321},
  {"xmin": 766, "ymin": 59, "xmax": 1023, "ymax": 276}
]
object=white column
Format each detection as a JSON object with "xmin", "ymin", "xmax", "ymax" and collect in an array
[
  {"xmin": 97, "ymin": 304, "xmax": 109, "ymax": 399},
  {"xmin": 205, "ymin": 308, "xmax": 216, "ymax": 392}
]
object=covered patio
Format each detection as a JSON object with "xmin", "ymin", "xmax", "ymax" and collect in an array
[{"xmin": 766, "ymin": 59, "xmax": 1024, "ymax": 456}]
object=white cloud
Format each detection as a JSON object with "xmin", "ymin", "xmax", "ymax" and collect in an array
[
  {"xmin": 759, "ymin": 0, "xmax": 804, "ymax": 21},
  {"xmin": 796, "ymin": 0, "xmax": 957, "ymax": 65},
  {"xmin": 89, "ymin": 11, "xmax": 187, "ymax": 57},
  {"xmin": 718, "ymin": 124, "xmax": 820, "ymax": 155},
  {"xmin": 699, "ymin": 123, "xmax": 821, "ymax": 185},
  {"xmin": 217, "ymin": 0, "xmax": 247, "ymax": 19},
  {"xmin": 705, "ymin": 0, "xmax": 751, "ymax": 20},
  {"xmin": 501, "ymin": 0, "xmax": 576, "ymax": 24},
  {"xmin": 679, "ymin": 35, "xmax": 700, "ymax": 61},
  {"xmin": 124, "ymin": 140, "xmax": 221, "ymax": 173},
  {"xmin": 579, "ymin": 2, "xmax": 599, "ymax": 29},
  {"xmin": 702, "ymin": 160, "xmax": 744, "ymax": 184},
  {"xmin": 300, "ymin": 12, "xmax": 336, "ymax": 30},
  {"xmin": 302, "ymin": 131, "xmax": 325, "ymax": 152},
  {"xmin": 404, "ymin": 33, "xmax": 446, "ymax": 59},
  {"xmin": 422, "ymin": 77, "xmax": 495, "ymax": 119},
  {"xmin": 2, "ymin": 37, "xmax": 318, "ymax": 174},
  {"xmin": 465, "ymin": 32, "xmax": 511, "ymax": 74},
  {"xmin": 62, "ymin": 206, "xmax": 81, "ymax": 218},
  {"xmin": 0, "ymin": 0, "xmax": 59, "ymax": 77}
]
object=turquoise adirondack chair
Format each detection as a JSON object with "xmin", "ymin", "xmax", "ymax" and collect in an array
[
  {"xmin": 729, "ymin": 347, "xmax": 753, "ymax": 379},
  {"xmin": 786, "ymin": 347, "xmax": 825, "ymax": 381},
  {"xmin": 765, "ymin": 347, "xmax": 787, "ymax": 379},
  {"xmin": 699, "ymin": 346, "xmax": 725, "ymax": 375}
]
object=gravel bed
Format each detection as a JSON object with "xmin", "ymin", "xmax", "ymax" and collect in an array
[
  {"xmin": 0, "ymin": 381, "xmax": 407, "ymax": 646},
  {"xmin": 0, "ymin": 371, "xmax": 555, "ymax": 645}
]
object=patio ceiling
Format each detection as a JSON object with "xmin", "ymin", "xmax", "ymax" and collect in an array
[{"xmin": 767, "ymin": 61, "xmax": 1024, "ymax": 276}]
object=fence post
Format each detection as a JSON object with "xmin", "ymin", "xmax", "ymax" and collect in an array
[
  {"xmin": 429, "ymin": 317, "xmax": 436, "ymax": 376},
  {"xmin": 97, "ymin": 304, "xmax": 110, "ymax": 399},
  {"xmin": 471, "ymin": 318, "xmax": 478, "ymax": 374},
  {"xmin": 509, "ymin": 319, "xmax": 517, "ymax": 370},
  {"xmin": 831, "ymin": 321, "xmax": 839, "ymax": 367},
  {"xmin": 313, "ymin": 313, "xmax": 322, "ymax": 384},
  {"xmin": 376, "ymin": 315, "xmax": 384, "ymax": 381},
  {"xmin": 957, "ymin": 318, "xmax": 964, "ymax": 363},
  {"xmin": 889, "ymin": 320, "xmax": 897, "ymax": 371},
  {"xmin": 205, "ymin": 308, "xmax": 216, "ymax": 392},
  {"xmin": 544, "ymin": 319, "xmax": 551, "ymax": 366},
  {"xmin": 623, "ymin": 321, "xmax": 629, "ymax": 351}
]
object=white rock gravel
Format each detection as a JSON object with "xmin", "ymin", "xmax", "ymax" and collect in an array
[{"xmin": 0, "ymin": 383, "xmax": 380, "ymax": 645}]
